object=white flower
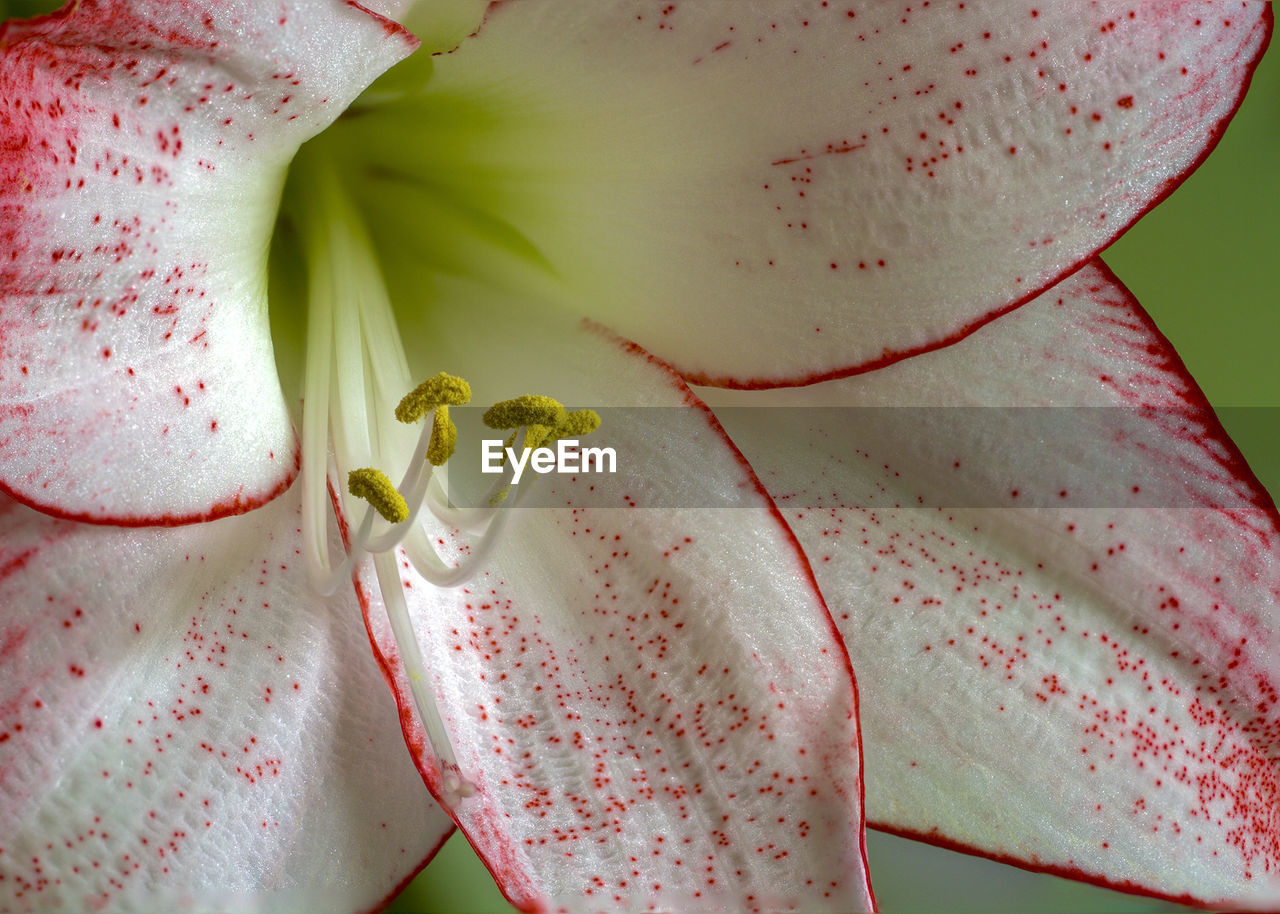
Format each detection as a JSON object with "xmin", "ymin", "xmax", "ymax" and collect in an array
[{"xmin": 1, "ymin": 2, "xmax": 1275, "ymax": 911}]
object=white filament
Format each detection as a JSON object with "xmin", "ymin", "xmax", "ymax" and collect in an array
[
  {"xmin": 373, "ymin": 550, "xmax": 478, "ymax": 806},
  {"xmin": 299, "ymin": 178, "xmax": 339, "ymax": 593}
]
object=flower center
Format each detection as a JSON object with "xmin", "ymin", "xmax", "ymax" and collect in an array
[
  {"xmin": 281, "ymin": 146, "xmax": 477, "ymax": 805},
  {"xmin": 270, "ymin": 54, "xmax": 600, "ymax": 809}
]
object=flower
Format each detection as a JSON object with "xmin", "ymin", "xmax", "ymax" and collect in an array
[{"xmin": 0, "ymin": 2, "xmax": 1275, "ymax": 913}]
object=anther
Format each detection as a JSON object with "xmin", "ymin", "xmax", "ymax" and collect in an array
[
  {"xmin": 427, "ymin": 404, "xmax": 458, "ymax": 466},
  {"xmin": 553, "ymin": 408, "xmax": 602, "ymax": 440},
  {"xmin": 483, "ymin": 394, "xmax": 565, "ymax": 431},
  {"xmin": 348, "ymin": 467, "xmax": 410, "ymax": 523},
  {"xmin": 523, "ymin": 408, "xmax": 601, "ymax": 453},
  {"xmin": 396, "ymin": 371, "xmax": 472, "ymax": 424},
  {"xmin": 523, "ymin": 423, "xmax": 552, "ymax": 452}
]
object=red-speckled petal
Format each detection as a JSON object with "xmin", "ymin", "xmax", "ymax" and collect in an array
[
  {"xmin": 0, "ymin": 484, "xmax": 452, "ymax": 912},
  {"xmin": 0, "ymin": 0, "xmax": 416, "ymax": 525},
  {"xmin": 401, "ymin": 1, "xmax": 1269, "ymax": 387},
  {"xmin": 349, "ymin": 299, "xmax": 872, "ymax": 913},
  {"xmin": 704, "ymin": 261, "xmax": 1280, "ymax": 910}
]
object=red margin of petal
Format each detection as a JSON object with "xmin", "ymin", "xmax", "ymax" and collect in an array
[
  {"xmin": 0, "ymin": 445, "xmax": 300, "ymax": 528},
  {"xmin": 360, "ymin": 828, "xmax": 455, "ymax": 914},
  {"xmin": 870, "ymin": 823, "xmax": 1204, "ymax": 911}
]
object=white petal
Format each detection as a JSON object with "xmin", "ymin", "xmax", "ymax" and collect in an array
[
  {"xmin": 351, "ymin": 293, "xmax": 872, "ymax": 913},
  {"xmin": 356, "ymin": 0, "xmax": 1269, "ymax": 385},
  {"xmin": 0, "ymin": 0, "xmax": 415, "ymax": 523},
  {"xmin": 704, "ymin": 261, "xmax": 1280, "ymax": 910},
  {"xmin": 0, "ymin": 485, "xmax": 451, "ymax": 912}
]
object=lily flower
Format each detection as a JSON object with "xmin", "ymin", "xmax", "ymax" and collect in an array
[{"xmin": 0, "ymin": 1, "xmax": 1273, "ymax": 913}]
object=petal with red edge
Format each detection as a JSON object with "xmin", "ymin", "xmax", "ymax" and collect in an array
[
  {"xmin": 353, "ymin": 0, "xmax": 1270, "ymax": 386},
  {"xmin": 360, "ymin": 0, "xmax": 487, "ymax": 53},
  {"xmin": 704, "ymin": 261, "xmax": 1280, "ymax": 910},
  {"xmin": 0, "ymin": 485, "xmax": 452, "ymax": 912},
  {"xmin": 0, "ymin": 0, "xmax": 415, "ymax": 524},
  {"xmin": 347, "ymin": 291, "xmax": 872, "ymax": 914}
]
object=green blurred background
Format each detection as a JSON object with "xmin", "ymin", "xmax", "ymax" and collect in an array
[
  {"xmin": 389, "ymin": 17, "xmax": 1280, "ymax": 914},
  {"xmin": 2, "ymin": 1, "xmax": 1272, "ymax": 911}
]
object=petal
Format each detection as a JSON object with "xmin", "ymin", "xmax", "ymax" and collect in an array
[
  {"xmin": 359, "ymin": 0, "xmax": 487, "ymax": 53},
  {"xmin": 704, "ymin": 261, "xmax": 1280, "ymax": 910},
  {"xmin": 0, "ymin": 0, "xmax": 415, "ymax": 524},
  {"xmin": 0, "ymin": 484, "xmax": 452, "ymax": 912},
  {"xmin": 349, "ymin": 293, "xmax": 872, "ymax": 913},
  {"xmin": 347, "ymin": 0, "xmax": 1269, "ymax": 386}
]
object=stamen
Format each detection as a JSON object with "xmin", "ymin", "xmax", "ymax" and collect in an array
[
  {"xmin": 423, "ymin": 471, "xmax": 509, "ymax": 535},
  {"xmin": 314, "ymin": 374, "xmax": 524, "ymax": 593},
  {"xmin": 555, "ymin": 408, "xmax": 602, "ymax": 439},
  {"xmin": 404, "ymin": 483, "xmax": 527, "ymax": 587},
  {"xmin": 483, "ymin": 396, "xmax": 601, "ymax": 454},
  {"xmin": 472, "ymin": 405, "xmax": 604, "ymax": 506},
  {"xmin": 308, "ymin": 424, "xmax": 429, "ymax": 594},
  {"xmin": 483, "ymin": 394, "xmax": 566, "ymax": 431},
  {"xmin": 394, "ymin": 371, "xmax": 468, "ymax": 468},
  {"xmin": 295, "ymin": 162, "xmax": 342, "ymax": 592},
  {"xmin": 396, "ymin": 371, "xmax": 472, "ymax": 423},
  {"xmin": 523, "ymin": 423, "xmax": 552, "ymax": 452},
  {"xmin": 373, "ymin": 550, "xmax": 477, "ymax": 807},
  {"xmin": 348, "ymin": 468, "xmax": 410, "ymax": 523},
  {"xmin": 427, "ymin": 404, "xmax": 458, "ymax": 467},
  {"xmin": 292, "ymin": 157, "xmax": 485, "ymax": 808}
]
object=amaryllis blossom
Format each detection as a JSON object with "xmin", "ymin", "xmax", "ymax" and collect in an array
[{"xmin": 0, "ymin": 1, "xmax": 1274, "ymax": 913}]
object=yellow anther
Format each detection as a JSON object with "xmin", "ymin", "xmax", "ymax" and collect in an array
[
  {"xmin": 348, "ymin": 467, "xmax": 410, "ymax": 523},
  {"xmin": 532, "ymin": 409, "xmax": 601, "ymax": 450},
  {"xmin": 427, "ymin": 404, "xmax": 458, "ymax": 467},
  {"xmin": 553, "ymin": 409, "xmax": 601, "ymax": 440},
  {"xmin": 483, "ymin": 395, "xmax": 565, "ymax": 431},
  {"xmin": 523, "ymin": 424, "xmax": 552, "ymax": 452},
  {"xmin": 396, "ymin": 372, "xmax": 472, "ymax": 424}
]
